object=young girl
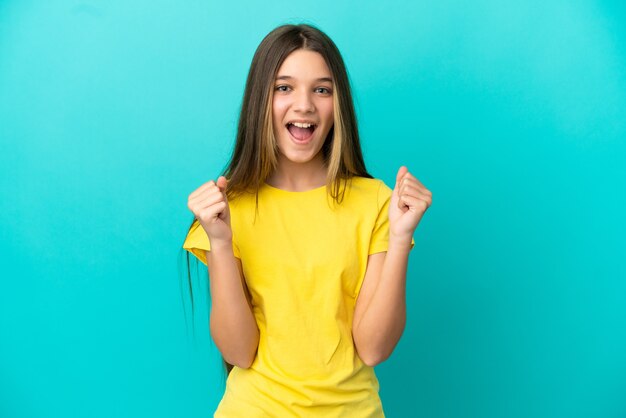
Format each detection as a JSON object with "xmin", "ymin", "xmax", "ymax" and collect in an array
[{"xmin": 183, "ymin": 23, "xmax": 432, "ymax": 417}]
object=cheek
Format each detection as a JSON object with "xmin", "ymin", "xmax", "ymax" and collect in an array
[
  {"xmin": 319, "ymin": 101, "xmax": 334, "ymax": 124},
  {"xmin": 272, "ymin": 98, "xmax": 289, "ymax": 118},
  {"xmin": 272, "ymin": 104, "xmax": 285, "ymax": 135}
]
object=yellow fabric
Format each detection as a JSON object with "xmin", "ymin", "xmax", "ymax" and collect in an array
[{"xmin": 183, "ymin": 176, "xmax": 414, "ymax": 417}]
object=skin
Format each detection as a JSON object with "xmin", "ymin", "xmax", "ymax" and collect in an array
[
  {"xmin": 265, "ymin": 49, "xmax": 334, "ymax": 191},
  {"xmin": 352, "ymin": 166, "xmax": 432, "ymax": 366},
  {"xmin": 187, "ymin": 175, "xmax": 258, "ymax": 368},
  {"xmin": 187, "ymin": 48, "xmax": 433, "ymax": 368}
]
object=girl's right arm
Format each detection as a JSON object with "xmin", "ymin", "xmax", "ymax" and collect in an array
[{"xmin": 187, "ymin": 176, "xmax": 259, "ymax": 368}]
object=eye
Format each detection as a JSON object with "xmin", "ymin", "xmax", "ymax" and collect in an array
[
  {"xmin": 315, "ymin": 87, "xmax": 332, "ymax": 94},
  {"xmin": 275, "ymin": 85, "xmax": 290, "ymax": 92}
]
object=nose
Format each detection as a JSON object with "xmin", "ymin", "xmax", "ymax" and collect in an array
[{"xmin": 293, "ymin": 89, "xmax": 315, "ymax": 113}]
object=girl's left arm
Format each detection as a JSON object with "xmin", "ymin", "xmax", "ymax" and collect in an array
[{"xmin": 352, "ymin": 166, "xmax": 432, "ymax": 367}]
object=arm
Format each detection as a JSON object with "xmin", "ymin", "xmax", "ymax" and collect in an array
[
  {"xmin": 352, "ymin": 241, "xmax": 411, "ymax": 367},
  {"xmin": 206, "ymin": 242, "xmax": 259, "ymax": 369},
  {"xmin": 352, "ymin": 166, "xmax": 432, "ymax": 367},
  {"xmin": 187, "ymin": 176, "xmax": 259, "ymax": 369}
]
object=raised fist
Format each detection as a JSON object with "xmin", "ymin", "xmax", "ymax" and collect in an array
[{"xmin": 187, "ymin": 176, "xmax": 232, "ymax": 244}]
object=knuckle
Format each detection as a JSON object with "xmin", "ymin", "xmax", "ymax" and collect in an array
[{"xmin": 199, "ymin": 209, "xmax": 213, "ymax": 221}]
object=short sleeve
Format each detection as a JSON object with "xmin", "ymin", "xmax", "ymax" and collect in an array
[
  {"xmin": 182, "ymin": 219, "xmax": 241, "ymax": 266},
  {"xmin": 368, "ymin": 180, "xmax": 415, "ymax": 255}
]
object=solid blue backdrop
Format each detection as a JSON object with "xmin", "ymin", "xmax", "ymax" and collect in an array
[{"xmin": 1, "ymin": 1, "xmax": 625, "ymax": 417}]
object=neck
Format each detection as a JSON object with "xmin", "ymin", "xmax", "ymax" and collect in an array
[{"xmin": 266, "ymin": 153, "xmax": 327, "ymax": 192}]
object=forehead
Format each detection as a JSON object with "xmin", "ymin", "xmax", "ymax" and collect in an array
[{"xmin": 276, "ymin": 49, "xmax": 332, "ymax": 81}]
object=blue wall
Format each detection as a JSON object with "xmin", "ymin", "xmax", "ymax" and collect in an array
[{"xmin": 1, "ymin": 1, "xmax": 625, "ymax": 417}]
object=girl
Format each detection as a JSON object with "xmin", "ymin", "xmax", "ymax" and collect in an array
[{"xmin": 182, "ymin": 23, "xmax": 432, "ymax": 417}]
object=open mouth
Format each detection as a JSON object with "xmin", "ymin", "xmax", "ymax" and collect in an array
[{"xmin": 286, "ymin": 122, "xmax": 317, "ymax": 142}]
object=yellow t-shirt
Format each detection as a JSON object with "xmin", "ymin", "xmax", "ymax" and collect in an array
[{"xmin": 183, "ymin": 176, "xmax": 414, "ymax": 417}]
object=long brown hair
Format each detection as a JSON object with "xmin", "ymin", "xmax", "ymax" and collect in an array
[{"xmin": 180, "ymin": 23, "xmax": 372, "ymax": 377}]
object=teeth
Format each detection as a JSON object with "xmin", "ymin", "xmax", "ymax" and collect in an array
[{"xmin": 290, "ymin": 122, "xmax": 314, "ymax": 128}]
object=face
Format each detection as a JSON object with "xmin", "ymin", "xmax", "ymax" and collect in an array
[{"xmin": 272, "ymin": 49, "xmax": 334, "ymax": 167}]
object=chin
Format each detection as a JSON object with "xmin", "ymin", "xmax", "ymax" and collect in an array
[
  {"xmin": 278, "ymin": 147, "xmax": 324, "ymax": 164},
  {"xmin": 275, "ymin": 135, "xmax": 316, "ymax": 155}
]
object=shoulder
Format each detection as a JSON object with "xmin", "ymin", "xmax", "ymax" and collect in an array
[
  {"xmin": 225, "ymin": 189, "xmax": 256, "ymax": 210},
  {"xmin": 348, "ymin": 176, "xmax": 386, "ymax": 190},
  {"xmin": 347, "ymin": 176, "xmax": 393, "ymax": 202}
]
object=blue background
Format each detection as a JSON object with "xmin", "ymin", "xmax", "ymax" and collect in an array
[{"xmin": 1, "ymin": 1, "xmax": 625, "ymax": 417}]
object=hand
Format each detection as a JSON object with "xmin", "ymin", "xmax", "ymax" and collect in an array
[
  {"xmin": 187, "ymin": 176, "xmax": 232, "ymax": 244},
  {"xmin": 388, "ymin": 166, "xmax": 432, "ymax": 243}
]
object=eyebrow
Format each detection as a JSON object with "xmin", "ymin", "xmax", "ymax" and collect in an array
[{"xmin": 275, "ymin": 75, "xmax": 333, "ymax": 83}]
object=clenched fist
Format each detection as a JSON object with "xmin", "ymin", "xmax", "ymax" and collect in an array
[
  {"xmin": 389, "ymin": 166, "xmax": 432, "ymax": 244},
  {"xmin": 187, "ymin": 176, "xmax": 232, "ymax": 244}
]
